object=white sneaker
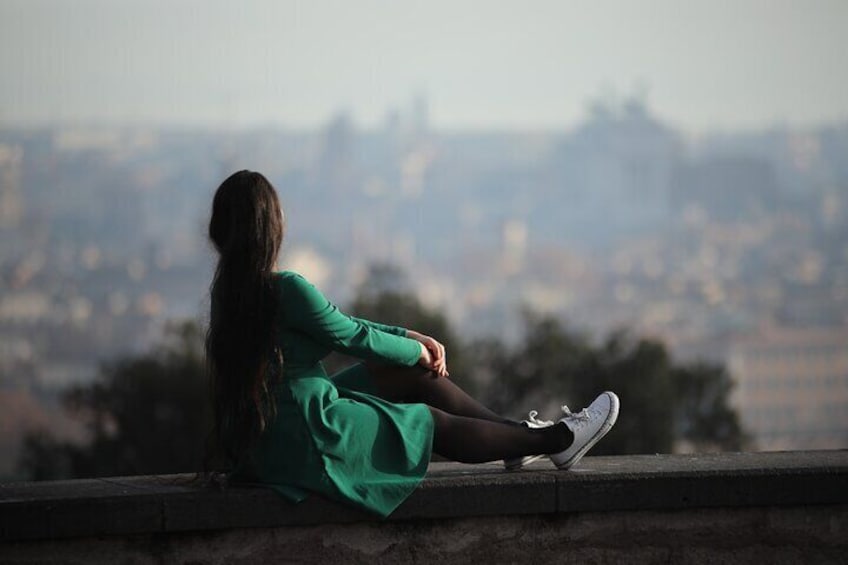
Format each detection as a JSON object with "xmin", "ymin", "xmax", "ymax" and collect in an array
[
  {"xmin": 504, "ymin": 410, "xmax": 555, "ymax": 471},
  {"xmin": 549, "ymin": 391, "xmax": 620, "ymax": 470}
]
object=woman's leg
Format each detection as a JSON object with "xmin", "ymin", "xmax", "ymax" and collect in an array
[
  {"xmin": 428, "ymin": 407, "xmax": 573, "ymax": 463},
  {"xmin": 364, "ymin": 362, "xmax": 513, "ymax": 424},
  {"xmin": 358, "ymin": 363, "xmax": 576, "ymax": 463}
]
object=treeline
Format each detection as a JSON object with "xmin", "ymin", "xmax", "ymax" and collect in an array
[
  {"xmin": 18, "ymin": 265, "xmax": 746, "ymax": 480},
  {"xmin": 347, "ymin": 265, "xmax": 746, "ymax": 456}
]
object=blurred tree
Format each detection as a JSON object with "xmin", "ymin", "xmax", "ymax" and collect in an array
[
  {"xmin": 16, "ymin": 432, "xmax": 76, "ymax": 481},
  {"xmin": 471, "ymin": 312, "xmax": 745, "ymax": 454},
  {"xmin": 671, "ymin": 361, "xmax": 748, "ymax": 452},
  {"xmin": 567, "ymin": 329, "xmax": 676, "ymax": 455},
  {"xmin": 18, "ymin": 321, "xmax": 209, "ymax": 480},
  {"xmin": 470, "ymin": 311, "xmax": 590, "ymax": 415}
]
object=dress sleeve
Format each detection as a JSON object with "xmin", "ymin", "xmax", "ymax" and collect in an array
[
  {"xmin": 349, "ymin": 316, "xmax": 409, "ymax": 337},
  {"xmin": 283, "ymin": 273, "xmax": 421, "ymax": 366}
]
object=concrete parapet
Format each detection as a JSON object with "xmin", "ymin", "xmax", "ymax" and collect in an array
[{"xmin": 1, "ymin": 451, "xmax": 847, "ymax": 564}]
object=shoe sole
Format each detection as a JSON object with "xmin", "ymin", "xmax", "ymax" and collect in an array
[
  {"xmin": 504, "ymin": 453, "xmax": 545, "ymax": 471},
  {"xmin": 555, "ymin": 391, "xmax": 620, "ymax": 470}
]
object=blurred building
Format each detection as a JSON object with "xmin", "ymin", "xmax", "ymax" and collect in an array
[
  {"xmin": 547, "ymin": 95, "xmax": 683, "ymax": 248},
  {"xmin": 728, "ymin": 326, "xmax": 848, "ymax": 450},
  {"xmin": 670, "ymin": 155, "xmax": 779, "ymax": 223},
  {"xmin": 0, "ymin": 143, "xmax": 24, "ymax": 230},
  {"xmin": 316, "ymin": 112, "xmax": 356, "ymax": 192}
]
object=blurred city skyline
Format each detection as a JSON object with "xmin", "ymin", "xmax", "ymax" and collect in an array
[
  {"xmin": 2, "ymin": 0, "xmax": 847, "ymax": 132},
  {"xmin": 1, "ymin": 96, "xmax": 847, "ymax": 465},
  {"xmin": 1, "ymin": 0, "xmax": 847, "ymax": 476}
]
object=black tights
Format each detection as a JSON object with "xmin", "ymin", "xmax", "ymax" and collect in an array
[{"xmin": 364, "ymin": 363, "xmax": 573, "ymax": 463}]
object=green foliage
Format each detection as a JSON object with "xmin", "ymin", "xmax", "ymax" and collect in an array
[
  {"xmin": 471, "ymin": 313, "xmax": 744, "ymax": 455},
  {"xmin": 17, "ymin": 431, "xmax": 76, "ymax": 482},
  {"xmin": 672, "ymin": 361, "xmax": 748, "ymax": 451},
  {"xmin": 476, "ymin": 310, "xmax": 590, "ymax": 410},
  {"xmin": 18, "ymin": 321, "xmax": 209, "ymax": 480},
  {"xmin": 569, "ymin": 330, "xmax": 676, "ymax": 455}
]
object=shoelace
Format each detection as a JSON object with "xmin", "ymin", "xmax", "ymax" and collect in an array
[
  {"xmin": 561, "ymin": 405, "xmax": 591, "ymax": 419},
  {"xmin": 561, "ymin": 405, "xmax": 592, "ymax": 429},
  {"xmin": 525, "ymin": 410, "xmax": 554, "ymax": 427}
]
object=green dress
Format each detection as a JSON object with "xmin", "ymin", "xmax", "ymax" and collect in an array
[{"xmin": 230, "ymin": 271, "xmax": 434, "ymax": 517}]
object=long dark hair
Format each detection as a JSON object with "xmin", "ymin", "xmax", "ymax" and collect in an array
[{"xmin": 205, "ymin": 170, "xmax": 285, "ymax": 470}]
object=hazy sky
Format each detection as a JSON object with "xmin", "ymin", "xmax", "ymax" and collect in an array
[{"xmin": 2, "ymin": 0, "xmax": 847, "ymax": 132}]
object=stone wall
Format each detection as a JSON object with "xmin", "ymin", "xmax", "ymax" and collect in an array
[{"xmin": 2, "ymin": 452, "xmax": 847, "ymax": 564}]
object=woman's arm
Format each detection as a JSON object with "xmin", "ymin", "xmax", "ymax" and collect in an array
[
  {"xmin": 348, "ymin": 316, "xmax": 408, "ymax": 337},
  {"xmin": 350, "ymin": 316, "xmax": 449, "ymax": 377},
  {"xmin": 284, "ymin": 274, "xmax": 425, "ymax": 368}
]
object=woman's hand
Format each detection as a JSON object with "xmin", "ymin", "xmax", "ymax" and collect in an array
[{"xmin": 407, "ymin": 330, "xmax": 449, "ymax": 377}]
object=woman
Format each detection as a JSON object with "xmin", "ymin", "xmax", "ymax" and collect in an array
[{"xmin": 205, "ymin": 170, "xmax": 619, "ymax": 517}]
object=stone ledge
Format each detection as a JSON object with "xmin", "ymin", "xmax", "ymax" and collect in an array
[{"xmin": 1, "ymin": 451, "xmax": 846, "ymax": 542}]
